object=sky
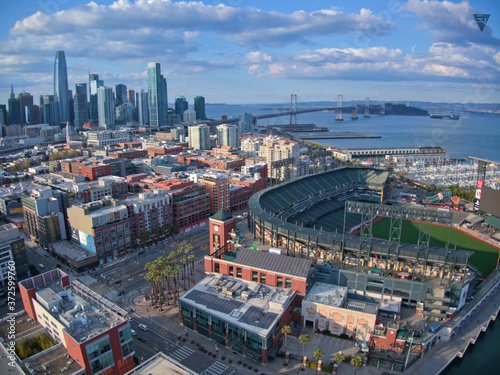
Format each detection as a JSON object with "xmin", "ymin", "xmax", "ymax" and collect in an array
[{"xmin": 0, "ymin": 0, "xmax": 499, "ymax": 105}]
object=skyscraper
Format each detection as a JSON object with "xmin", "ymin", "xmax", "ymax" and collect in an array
[
  {"xmin": 54, "ymin": 51, "xmax": 70, "ymax": 123},
  {"xmin": 175, "ymin": 96, "xmax": 188, "ymax": 118},
  {"xmin": 127, "ymin": 89, "xmax": 135, "ymax": 106},
  {"xmin": 188, "ymin": 124, "xmax": 210, "ymax": 150},
  {"xmin": 7, "ymin": 85, "xmax": 21, "ymax": 125},
  {"xmin": 216, "ymin": 124, "xmax": 239, "ymax": 148},
  {"xmin": 19, "ymin": 91, "xmax": 33, "ymax": 124},
  {"xmin": 74, "ymin": 83, "xmax": 89, "ymax": 128},
  {"xmin": 194, "ymin": 96, "xmax": 206, "ymax": 120},
  {"xmin": 97, "ymin": 87, "xmax": 115, "ymax": 130},
  {"xmin": 238, "ymin": 112, "xmax": 254, "ymax": 133},
  {"xmin": 89, "ymin": 73, "xmax": 103, "ymax": 123},
  {"xmin": 147, "ymin": 62, "xmax": 168, "ymax": 128},
  {"xmin": 115, "ymin": 84, "xmax": 127, "ymax": 105},
  {"xmin": 138, "ymin": 89, "xmax": 149, "ymax": 126}
]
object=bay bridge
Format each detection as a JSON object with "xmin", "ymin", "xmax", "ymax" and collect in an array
[{"xmin": 215, "ymin": 94, "xmax": 383, "ymax": 125}]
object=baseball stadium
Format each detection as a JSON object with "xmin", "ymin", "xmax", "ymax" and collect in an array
[{"xmin": 247, "ymin": 167, "xmax": 479, "ymax": 319}]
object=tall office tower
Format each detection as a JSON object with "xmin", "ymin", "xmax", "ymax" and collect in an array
[
  {"xmin": 74, "ymin": 83, "xmax": 89, "ymax": 128},
  {"xmin": 127, "ymin": 89, "xmax": 135, "ymax": 106},
  {"xmin": 68, "ymin": 89, "xmax": 74, "ymax": 124},
  {"xmin": 138, "ymin": 89, "xmax": 149, "ymax": 125},
  {"xmin": 7, "ymin": 85, "xmax": 21, "ymax": 125},
  {"xmin": 194, "ymin": 96, "xmax": 206, "ymax": 120},
  {"xmin": 115, "ymin": 84, "xmax": 127, "ymax": 105},
  {"xmin": 25, "ymin": 105, "xmax": 42, "ymax": 125},
  {"xmin": 175, "ymin": 96, "xmax": 188, "ymax": 118},
  {"xmin": 183, "ymin": 109, "xmax": 196, "ymax": 123},
  {"xmin": 97, "ymin": 86, "xmax": 115, "ymax": 129},
  {"xmin": 43, "ymin": 102, "xmax": 60, "ymax": 126},
  {"xmin": 89, "ymin": 73, "xmax": 103, "ymax": 123},
  {"xmin": 0, "ymin": 104, "xmax": 7, "ymax": 125},
  {"xmin": 188, "ymin": 124, "xmax": 210, "ymax": 150},
  {"xmin": 42, "ymin": 95, "xmax": 55, "ymax": 105},
  {"xmin": 19, "ymin": 91, "xmax": 33, "ymax": 124},
  {"xmin": 216, "ymin": 124, "xmax": 239, "ymax": 148},
  {"xmin": 147, "ymin": 62, "xmax": 168, "ymax": 127},
  {"xmin": 54, "ymin": 51, "xmax": 70, "ymax": 123},
  {"xmin": 238, "ymin": 112, "xmax": 253, "ymax": 133}
]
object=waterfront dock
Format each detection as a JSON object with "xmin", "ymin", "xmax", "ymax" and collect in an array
[{"xmin": 292, "ymin": 132, "xmax": 381, "ymax": 140}]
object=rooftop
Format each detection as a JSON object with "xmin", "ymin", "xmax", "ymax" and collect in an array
[
  {"xmin": 51, "ymin": 240, "xmax": 98, "ymax": 263},
  {"xmin": 232, "ymin": 248, "xmax": 313, "ymax": 279},
  {"xmin": 20, "ymin": 269, "xmax": 127, "ymax": 344},
  {"xmin": 305, "ymin": 282, "xmax": 348, "ymax": 307},
  {"xmin": 124, "ymin": 352, "xmax": 193, "ymax": 375},
  {"xmin": 180, "ymin": 274, "xmax": 295, "ymax": 337}
]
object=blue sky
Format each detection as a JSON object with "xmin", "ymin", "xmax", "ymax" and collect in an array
[{"xmin": 0, "ymin": 0, "xmax": 498, "ymax": 105}]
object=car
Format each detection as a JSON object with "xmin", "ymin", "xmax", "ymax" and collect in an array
[
  {"xmin": 117, "ymin": 291, "xmax": 124, "ymax": 296},
  {"xmin": 137, "ymin": 336, "xmax": 146, "ymax": 342},
  {"xmin": 38, "ymin": 264, "xmax": 45, "ymax": 269},
  {"xmin": 138, "ymin": 324, "xmax": 148, "ymax": 331},
  {"xmin": 126, "ymin": 317, "xmax": 133, "ymax": 322},
  {"xmin": 56, "ymin": 264, "xmax": 62, "ymax": 268},
  {"xmin": 131, "ymin": 329, "xmax": 137, "ymax": 336},
  {"xmin": 115, "ymin": 280, "xmax": 121, "ymax": 284}
]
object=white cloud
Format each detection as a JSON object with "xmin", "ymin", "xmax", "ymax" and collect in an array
[
  {"xmin": 246, "ymin": 43, "xmax": 499, "ymax": 82},
  {"xmin": 405, "ymin": 0, "xmax": 500, "ymax": 46}
]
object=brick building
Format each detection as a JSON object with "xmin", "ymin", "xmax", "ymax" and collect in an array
[
  {"xmin": 147, "ymin": 145, "xmax": 183, "ymax": 156},
  {"xmin": 61, "ymin": 159, "xmax": 111, "ymax": 181},
  {"xmin": 107, "ymin": 149, "xmax": 147, "ymax": 160},
  {"xmin": 19, "ymin": 269, "xmax": 135, "ymax": 375},
  {"xmin": 229, "ymin": 185, "xmax": 252, "ymax": 212},
  {"xmin": 197, "ymin": 173, "xmax": 230, "ymax": 215}
]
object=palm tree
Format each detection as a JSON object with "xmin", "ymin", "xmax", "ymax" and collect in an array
[
  {"xmin": 313, "ymin": 349, "xmax": 324, "ymax": 375},
  {"xmin": 334, "ymin": 352, "xmax": 346, "ymax": 365},
  {"xmin": 299, "ymin": 334, "xmax": 310, "ymax": 359},
  {"xmin": 351, "ymin": 355, "xmax": 363, "ymax": 374},
  {"xmin": 280, "ymin": 325, "xmax": 292, "ymax": 353}
]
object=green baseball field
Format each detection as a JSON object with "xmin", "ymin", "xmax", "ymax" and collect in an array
[{"xmin": 369, "ymin": 218, "xmax": 500, "ymax": 276}]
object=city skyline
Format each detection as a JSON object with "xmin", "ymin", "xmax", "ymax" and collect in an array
[{"xmin": 0, "ymin": 0, "xmax": 499, "ymax": 105}]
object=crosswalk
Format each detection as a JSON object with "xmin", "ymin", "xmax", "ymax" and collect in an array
[
  {"xmin": 203, "ymin": 361, "xmax": 229, "ymax": 375},
  {"xmin": 104, "ymin": 290, "xmax": 120, "ymax": 302},
  {"xmin": 169, "ymin": 346, "xmax": 195, "ymax": 362}
]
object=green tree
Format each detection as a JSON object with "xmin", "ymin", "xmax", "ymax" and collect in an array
[
  {"xmin": 281, "ymin": 325, "xmax": 292, "ymax": 353},
  {"xmin": 313, "ymin": 349, "xmax": 324, "ymax": 375},
  {"xmin": 334, "ymin": 352, "xmax": 346, "ymax": 364},
  {"xmin": 299, "ymin": 334, "xmax": 311, "ymax": 359},
  {"xmin": 351, "ymin": 355, "xmax": 363, "ymax": 374}
]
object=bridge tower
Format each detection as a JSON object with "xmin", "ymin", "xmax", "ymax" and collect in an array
[
  {"xmin": 335, "ymin": 95, "xmax": 344, "ymax": 121},
  {"xmin": 290, "ymin": 93, "xmax": 297, "ymax": 125},
  {"xmin": 364, "ymin": 97, "xmax": 370, "ymax": 118},
  {"xmin": 381, "ymin": 100, "xmax": 385, "ymax": 115}
]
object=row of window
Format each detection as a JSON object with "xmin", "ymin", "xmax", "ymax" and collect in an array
[{"xmin": 214, "ymin": 263, "xmax": 292, "ymax": 289}]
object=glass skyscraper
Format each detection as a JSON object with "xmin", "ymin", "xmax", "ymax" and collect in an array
[
  {"xmin": 97, "ymin": 87, "xmax": 115, "ymax": 130},
  {"xmin": 175, "ymin": 96, "xmax": 188, "ymax": 118},
  {"xmin": 74, "ymin": 83, "xmax": 89, "ymax": 128},
  {"xmin": 147, "ymin": 63, "xmax": 168, "ymax": 128},
  {"xmin": 194, "ymin": 96, "xmax": 206, "ymax": 120},
  {"xmin": 54, "ymin": 51, "xmax": 70, "ymax": 123}
]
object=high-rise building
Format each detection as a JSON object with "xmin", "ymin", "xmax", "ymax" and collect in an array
[
  {"xmin": 216, "ymin": 124, "xmax": 239, "ymax": 148},
  {"xmin": 54, "ymin": 51, "xmax": 70, "ymax": 123},
  {"xmin": 147, "ymin": 62, "xmax": 168, "ymax": 128},
  {"xmin": 0, "ymin": 104, "xmax": 7, "ymax": 125},
  {"xmin": 74, "ymin": 83, "xmax": 89, "ymax": 128},
  {"xmin": 194, "ymin": 96, "xmax": 206, "ymax": 120},
  {"xmin": 138, "ymin": 89, "xmax": 149, "ymax": 125},
  {"xmin": 183, "ymin": 109, "xmax": 196, "ymax": 124},
  {"xmin": 115, "ymin": 84, "xmax": 127, "ymax": 105},
  {"xmin": 89, "ymin": 73, "xmax": 103, "ymax": 123},
  {"xmin": 175, "ymin": 96, "xmax": 188, "ymax": 118},
  {"xmin": 197, "ymin": 173, "xmax": 230, "ymax": 215},
  {"xmin": 127, "ymin": 89, "xmax": 135, "ymax": 106},
  {"xmin": 0, "ymin": 224, "xmax": 28, "ymax": 291},
  {"xmin": 238, "ymin": 112, "xmax": 254, "ymax": 133},
  {"xmin": 259, "ymin": 137, "xmax": 300, "ymax": 181},
  {"xmin": 188, "ymin": 124, "xmax": 210, "ymax": 150},
  {"xmin": 19, "ymin": 91, "xmax": 33, "ymax": 124},
  {"xmin": 7, "ymin": 85, "xmax": 21, "ymax": 125},
  {"xmin": 97, "ymin": 86, "xmax": 115, "ymax": 129}
]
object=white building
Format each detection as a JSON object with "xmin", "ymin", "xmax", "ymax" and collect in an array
[
  {"xmin": 97, "ymin": 86, "xmax": 115, "ymax": 129},
  {"xmin": 183, "ymin": 109, "xmax": 197, "ymax": 124},
  {"xmin": 87, "ymin": 130, "xmax": 131, "ymax": 148},
  {"xmin": 188, "ymin": 124, "xmax": 210, "ymax": 150},
  {"xmin": 259, "ymin": 136, "xmax": 300, "ymax": 181},
  {"xmin": 216, "ymin": 123, "xmax": 239, "ymax": 148},
  {"xmin": 241, "ymin": 137, "xmax": 261, "ymax": 157},
  {"xmin": 238, "ymin": 112, "xmax": 254, "ymax": 133}
]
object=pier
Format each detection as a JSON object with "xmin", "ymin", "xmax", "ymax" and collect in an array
[{"xmin": 291, "ymin": 131, "xmax": 381, "ymax": 140}]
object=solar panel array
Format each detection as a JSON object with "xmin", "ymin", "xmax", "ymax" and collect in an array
[
  {"xmin": 238, "ymin": 305, "xmax": 278, "ymax": 329},
  {"xmin": 184, "ymin": 289, "xmax": 244, "ymax": 314},
  {"xmin": 346, "ymin": 300, "xmax": 366, "ymax": 312}
]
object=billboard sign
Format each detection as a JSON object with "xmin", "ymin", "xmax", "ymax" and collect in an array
[
  {"xmin": 457, "ymin": 284, "xmax": 470, "ymax": 311},
  {"xmin": 475, "ymin": 189, "xmax": 482, "ymax": 200},
  {"xmin": 476, "ymin": 179, "xmax": 484, "ymax": 189}
]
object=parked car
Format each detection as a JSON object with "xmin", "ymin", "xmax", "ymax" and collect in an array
[
  {"xmin": 137, "ymin": 336, "xmax": 146, "ymax": 342},
  {"xmin": 38, "ymin": 264, "xmax": 45, "ymax": 269},
  {"xmin": 138, "ymin": 324, "xmax": 148, "ymax": 331}
]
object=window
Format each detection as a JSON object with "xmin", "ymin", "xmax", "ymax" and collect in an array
[
  {"xmin": 214, "ymin": 263, "xmax": 220, "ymax": 273},
  {"xmin": 229, "ymin": 266, "xmax": 234, "ymax": 276},
  {"xmin": 260, "ymin": 273, "xmax": 266, "ymax": 284},
  {"xmin": 285, "ymin": 279, "xmax": 292, "ymax": 289},
  {"xmin": 277, "ymin": 276, "xmax": 283, "ymax": 287},
  {"xmin": 236, "ymin": 268, "xmax": 242, "ymax": 278},
  {"xmin": 252, "ymin": 271, "xmax": 258, "ymax": 282}
]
